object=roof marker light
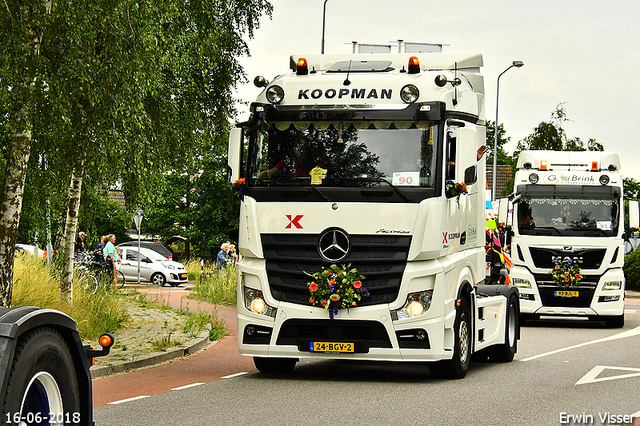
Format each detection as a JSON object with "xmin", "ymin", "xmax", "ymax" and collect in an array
[
  {"xmin": 296, "ymin": 58, "xmax": 308, "ymax": 76},
  {"xmin": 408, "ymin": 56, "xmax": 420, "ymax": 74},
  {"xmin": 540, "ymin": 160, "xmax": 548, "ymax": 171},
  {"xmin": 591, "ymin": 161, "xmax": 599, "ymax": 172}
]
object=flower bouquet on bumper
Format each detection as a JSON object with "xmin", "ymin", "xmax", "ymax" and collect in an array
[
  {"xmin": 549, "ymin": 258, "xmax": 583, "ymax": 288},
  {"xmin": 305, "ymin": 264, "xmax": 369, "ymax": 320}
]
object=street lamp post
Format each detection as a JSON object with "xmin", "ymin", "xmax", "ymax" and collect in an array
[
  {"xmin": 493, "ymin": 60, "xmax": 524, "ymax": 201},
  {"xmin": 134, "ymin": 210, "xmax": 143, "ymax": 285},
  {"xmin": 321, "ymin": 0, "xmax": 328, "ymax": 54}
]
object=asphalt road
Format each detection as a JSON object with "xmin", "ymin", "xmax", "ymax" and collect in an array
[{"xmin": 93, "ymin": 289, "xmax": 640, "ymax": 426}]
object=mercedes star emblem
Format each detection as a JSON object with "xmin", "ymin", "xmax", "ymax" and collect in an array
[{"xmin": 318, "ymin": 229, "xmax": 350, "ymax": 262}]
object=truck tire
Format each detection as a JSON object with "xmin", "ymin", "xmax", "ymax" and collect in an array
[
  {"xmin": 488, "ymin": 294, "xmax": 518, "ymax": 362},
  {"xmin": 429, "ymin": 298, "xmax": 471, "ymax": 379},
  {"xmin": 253, "ymin": 357, "xmax": 297, "ymax": 374},
  {"xmin": 2, "ymin": 327, "xmax": 80, "ymax": 425}
]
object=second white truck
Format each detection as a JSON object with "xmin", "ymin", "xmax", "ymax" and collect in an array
[{"xmin": 508, "ymin": 150, "xmax": 638, "ymax": 327}]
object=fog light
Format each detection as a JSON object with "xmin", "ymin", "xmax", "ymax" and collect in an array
[
  {"xmin": 599, "ymin": 175, "xmax": 610, "ymax": 185},
  {"xmin": 246, "ymin": 325, "xmax": 256, "ymax": 336},
  {"xmin": 529, "ymin": 173, "xmax": 539, "ymax": 184},
  {"xmin": 416, "ymin": 329, "xmax": 427, "ymax": 341}
]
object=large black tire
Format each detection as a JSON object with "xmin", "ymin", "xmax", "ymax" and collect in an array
[
  {"xmin": 488, "ymin": 294, "xmax": 519, "ymax": 362},
  {"xmin": 2, "ymin": 327, "xmax": 81, "ymax": 425},
  {"xmin": 430, "ymin": 298, "xmax": 472, "ymax": 379},
  {"xmin": 253, "ymin": 357, "xmax": 298, "ymax": 374},
  {"xmin": 151, "ymin": 273, "xmax": 167, "ymax": 287}
]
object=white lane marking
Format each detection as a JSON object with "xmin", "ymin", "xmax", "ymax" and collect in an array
[
  {"xmin": 171, "ymin": 383, "xmax": 205, "ymax": 391},
  {"xmin": 108, "ymin": 395, "xmax": 149, "ymax": 405},
  {"xmin": 522, "ymin": 324, "xmax": 640, "ymax": 362},
  {"xmin": 576, "ymin": 365, "xmax": 640, "ymax": 385},
  {"xmin": 221, "ymin": 372, "xmax": 248, "ymax": 379}
]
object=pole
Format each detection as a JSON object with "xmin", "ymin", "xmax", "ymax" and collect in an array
[
  {"xmin": 134, "ymin": 210, "xmax": 143, "ymax": 285},
  {"xmin": 321, "ymin": 0, "xmax": 328, "ymax": 54},
  {"xmin": 492, "ymin": 61, "xmax": 524, "ymax": 201}
]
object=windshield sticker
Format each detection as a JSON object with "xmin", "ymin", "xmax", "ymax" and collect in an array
[{"xmin": 392, "ymin": 172, "xmax": 420, "ymax": 186}]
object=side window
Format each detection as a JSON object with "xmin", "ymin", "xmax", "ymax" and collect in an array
[
  {"xmin": 446, "ymin": 129, "xmax": 457, "ymax": 181},
  {"xmin": 126, "ymin": 251, "xmax": 138, "ymax": 261},
  {"xmin": 464, "ymin": 165, "xmax": 477, "ymax": 186}
]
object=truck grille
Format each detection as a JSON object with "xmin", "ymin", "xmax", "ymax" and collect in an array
[
  {"xmin": 529, "ymin": 247, "xmax": 606, "ymax": 270},
  {"xmin": 532, "ymin": 273, "xmax": 597, "ymax": 308},
  {"xmin": 262, "ymin": 234, "xmax": 411, "ymax": 307}
]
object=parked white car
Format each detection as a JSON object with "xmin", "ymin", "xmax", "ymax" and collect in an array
[{"xmin": 118, "ymin": 246, "xmax": 188, "ymax": 287}]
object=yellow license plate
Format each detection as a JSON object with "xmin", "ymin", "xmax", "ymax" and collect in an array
[
  {"xmin": 180, "ymin": 273, "xmax": 188, "ymax": 279},
  {"xmin": 555, "ymin": 290, "xmax": 579, "ymax": 297},
  {"xmin": 310, "ymin": 342, "xmax": 354, "ymax": 353}
]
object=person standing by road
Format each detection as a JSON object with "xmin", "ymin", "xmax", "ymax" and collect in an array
[
  {"xmin": 75, "ymin": 231, "xmax": 86, "ymax": 252},
  {"xmin": 216, "ymin": 242, "xmax": 230, "ymax": 269},
  {"xmin": 103, "ymin": 234, "xmax": 120, "ymax": 287}
]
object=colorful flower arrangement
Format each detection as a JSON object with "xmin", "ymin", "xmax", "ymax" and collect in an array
[
  {"xmin": 305, "ymin": 264, "xmax": 369, "ymax": 320},
  {"xmin": 232, "ymin": 178, "xmax": 246, "ymax": 197},
  {"xmin": 445, "ymin": 179, "xmax": 467, "ymax": 198},
  {"xmin": 549, "ymin": 258, "xmax": 583, "ymax": 288}
]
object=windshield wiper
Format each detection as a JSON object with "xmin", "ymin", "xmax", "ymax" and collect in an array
[
  {"xmin": 305, "ymin": 181, "xmax": 331, "ymax": 201},
  {"xmin": 364, "ymin": 178, "xmax": 414, "ymax": 202}
]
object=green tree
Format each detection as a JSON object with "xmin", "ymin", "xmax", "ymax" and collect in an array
[
  {"xmin": 485, "ymin": 120, "xmax": 512, "ymax": 166},
  {"xmin": 1, "ymin": 0, "xmax": 272, "ymax": 305},
  {"xmin": 624, "ymin": 178, "xmax": 640, "ymax": 201}
]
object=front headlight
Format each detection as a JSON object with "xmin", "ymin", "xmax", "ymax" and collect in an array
[
  {"xmin": 162, "ymin": 263, "xmax": 176, "ymax": 269},
  {"xmin": 512, "ymin": 278, "xmax": 532, "ymax": 289},
  {"xmin": 603, "ymin": 281, "xmax": 623, "ymax": 291},
  {"xmin": 244, "ymin": 287, "xmax": 277, "ymax": 318},
  {"xmin": 391, "ymin": 290, "xmax": 433, "ymax": 321}
]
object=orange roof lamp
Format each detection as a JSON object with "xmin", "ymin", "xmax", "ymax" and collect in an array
[
  {"xmin": 539, "ymin": 160, "xmax": 548, "ymax": 171},
  {"xmin": 296, "ymin": 57, "xmax": 309, "ymax": 76},
  {"xmin": 408, "ymin": 56, "xmax": 420, "ymax": 74},
  {"xmin": 591, "ymin": 161, "xmax": 599, "ymax": 172}
]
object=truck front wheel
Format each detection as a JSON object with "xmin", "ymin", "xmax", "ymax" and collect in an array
[
  {"xmin": 429, "ymin": 298, "xmax": 471, "ymax": 379},
  {"xmin": 2, "ymin": 328, "xmax": 80, "ymax": 425}
]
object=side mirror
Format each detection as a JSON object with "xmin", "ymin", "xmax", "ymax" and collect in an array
[
  {"xmin": 227, "ymin": 127, "xmax": 243, "ymax": 183},
  {"xmin": 498, "ymin": 197, "xmax": 510, "ymax": 226},
  {"xmin": 630, "ymin": 200, "xmax": 639, "ymax": 229}
]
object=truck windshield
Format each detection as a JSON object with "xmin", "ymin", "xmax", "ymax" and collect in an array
[
  {"xmin": 248, "ymin": 120, "xmax": 438, "ymax": 189},
  {"xmin": 516, "ymin": 195, "xmax": 620, "ymax": 237}
]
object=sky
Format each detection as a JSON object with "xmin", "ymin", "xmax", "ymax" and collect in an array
[{"xmin": 233, "ymin": 0, "xmax": 640, "ymax": 181}]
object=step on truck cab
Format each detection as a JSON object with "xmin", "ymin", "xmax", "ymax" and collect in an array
[
  {"xmin": 228, "ymin": 50, "xmax": 520, "ymax": 379},
  {"xmin": 508, "ymin": 150, "xmax": 638, "ymax": 327}
]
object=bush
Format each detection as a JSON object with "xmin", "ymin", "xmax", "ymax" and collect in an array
[
  {"xmin": 624, "ymin": 250, "xmax": 640, "ymax": 291},
  {"xmin": 12, "ymin": 252, "xmax": 129, "ymax": 340}
]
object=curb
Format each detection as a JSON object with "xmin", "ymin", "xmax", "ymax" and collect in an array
[{"xmin": 90, "ymin": 331, "xmax": 212, "ymax": 378}]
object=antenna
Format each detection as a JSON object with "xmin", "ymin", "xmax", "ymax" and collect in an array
[{"xmin": 343, "ymin": 60, "xmax": 352, "ymax": 86}]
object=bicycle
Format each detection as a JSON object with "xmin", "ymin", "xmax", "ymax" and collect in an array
[{"xmin": 74, "ymin": 251, "xmax": 125, "ymax": 293}]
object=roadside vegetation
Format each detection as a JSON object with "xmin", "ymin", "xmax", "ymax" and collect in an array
[
  {"xmin": 12, "ymin": 253, "xmax": 228, "ymax": 344},
  {"xmin": 190, "ymin": 262, "xmax": 238, "ymax": 306},
  {"xmin": 624, "ymin": 250, "xmax": 640, "ymax": 291}
]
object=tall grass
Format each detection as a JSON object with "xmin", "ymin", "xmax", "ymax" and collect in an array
[
  {"xmin": 192, "ymin": 262, "xmax": 238, "ymax": 306},
  {"xmin": 12, "ymin": 253, "xmax": 129, "ymax": 340}
]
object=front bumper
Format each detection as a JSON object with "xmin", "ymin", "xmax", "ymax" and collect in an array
[
  {"xmin": 237, "ymin": 303, "xmax": 454, "ymax": 362},
  {"xmin": 512, "ymin": 266, "xmax": 625, "ymax": 317}
]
